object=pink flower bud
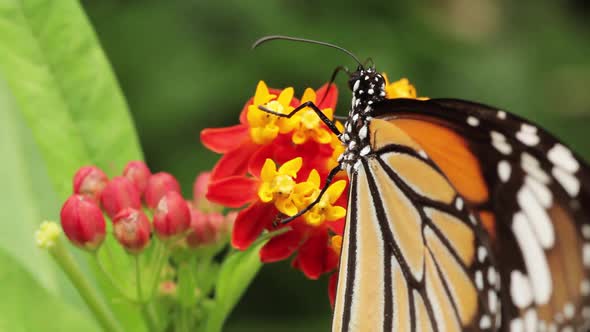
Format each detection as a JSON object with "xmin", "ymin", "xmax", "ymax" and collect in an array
[
  {"xmin": 123, "ymin": 161, "xmax": 151, "ymax": 194},
  {"xmin": 73, "ymin": 166, "xmax": 108, "ymax": 202},
  {"xmin": 112, "ymin": 208, "xmax": 151, "ymax": 254},
  {"xmin": 60, "ymin": 195, "xmax": 106, "ymax": 250},
  {"xmin": 100, "ymin": 176, "xmax": 141, "ymax": 219},
  {"xmin": 159, "ymin": 281, "xmax": 177, "ymax": 298},
  {"xmin": 186, "ymin": 209, "xmax": 213, "ymax": 247},
  {"xmin": 153, "ymin": 192, "xmax": 190, "ymax": 240},
  {"xmin": 145, "ymin": 172, "xmax": 181, "ymax": 208}
]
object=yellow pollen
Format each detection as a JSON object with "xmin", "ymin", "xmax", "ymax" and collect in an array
[{"xmin": 35, "ymin": 221, "xmax": 61, "ymax": 249}]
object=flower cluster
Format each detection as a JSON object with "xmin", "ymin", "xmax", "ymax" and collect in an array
[
  {"xmin": 201, "ymin": 75, "xmax": 423, "ymax": 303},
  {"xmin": 60, "ymin": 162, "xmax": 233, "ymax": 254},
  {"xmin": 201, "ymin": 81, "xmax": 347, "ymax": 279}
]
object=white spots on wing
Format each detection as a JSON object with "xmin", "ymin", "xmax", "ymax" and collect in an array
[
  {"xmin": 582, "ymin": 225, "xmax": 590, "ymax": 240},
  {"xmin": 478, "ymin": 246, "xmax": 488, "ymax": 263},
  {"xmin": 367, "ymin": 88, "xmax": 374, "ymax": 95},
  {"xmin": 497, "ymin": 110, "xmax": 507, "ymax": 119},
  {"xmin": 353, "ymin": 80, "xmax": 360, "ymax": 92},
  {"xmin": 359, "ymin": 145, "xmax": 371, "ymax": 157},
  {"xmin": 510, "ymin": 270, "xmax": 533, "ymax": 308},
  {"xmin": 364, "ymin": 75, "xmax": 369, "ymax": 80},
  {"xmin": 498, "ymin": 160, "xmax": 512, "ymax": 182},
  {"xmin": 510, "ymin": 318, "xmax": 523, "ymax": 332},
  {"xmin": 491, "ymin": 131, "xmax": 512, "ymax": 155},
  {"xmin": 488, "ymin": 289, "xmax": 498, "ymax": 313},
  {"xmin": 358, "ymin": 125, "xmax": 368, "ymax": 140},
  {"xmin": 516, "ymin": 124, "xmax": 540, "ymax": 146},
  {"xmin": 455, "ymin": 197, "xmax": 464, "ymax": 211},
  {"xmin": 516, "ymin": 186, "xmax": 554, "ymax": 248},
  {"xmin": 480, "ymin": 315, "xmax": 492, "ymax": 329},
  {"xmin": 521, "ymin": 153, "xmax": 550, "ymax": 184},
  {"xmin": 363, "ymin": 105, "xmax": 372, "ymax": 114},
  {"xmin": 581, "ymin": 280, "xmax": 590, "ymax": 295},
  {"xmin": 348, "ymin": 141, "xmax": 357, "ymax": 150},
  {"xmin": 418, "ymin": 150, "xmax": 428, "ymax": 159},
  {"xmin": 563, "ymin": 303, "xmax": 575, "ymax": 319},
  {"xmin": 552, "ymin": 167, "xmax": 580, "ymax": 197},
  {"xmin": 524, "ymin": 309, "xmax": 538, "ymax": 332},
  {"xmin": 352, "ymin": 113, "xmax": 359, "ymax": 122},
  {"xmin": 353, "ymin": 160, "xmax": 361, "ymax": 172},
  {"xmin": 475, "ymin": 270, "xmax": 484, "ymax": 290},
  {"xmin": 524, "ymin": 176, "xmax": 553, "ymax": 208},
  {"xmin": 583, "ymin": 244, "xmax": 590, "ymax": 267},
  {"xmin": 512, "ymin": 212, "xmax": 552, "ymax": 305},
  {"xmin": 548, "ymin": 143, "xmax": 579, "ymax": 173},
  {"xmin": 467, "ymin": 116, "xmax": 480, "ymax": 127},
  {"xmin": 469, "ymin": 214, "xmax": 477, "ymax": 225}
]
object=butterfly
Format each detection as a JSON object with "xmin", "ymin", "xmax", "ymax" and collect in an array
[{"xmin": 254, "ymin": 36, "xmax": 590, "ymax": 332}]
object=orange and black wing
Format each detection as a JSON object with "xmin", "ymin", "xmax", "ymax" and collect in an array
[
  {"xmin": 332, "ymin": 117, "xmax": 500, "ymax": 332},
  {"xmin": 370, "ymin": 98, "xmax": 590, "ymax": 331}
]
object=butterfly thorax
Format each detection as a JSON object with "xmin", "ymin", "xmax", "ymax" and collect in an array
[{"xmin": 339, "ymin": 67, "xmax": 386, "ymax": 173}]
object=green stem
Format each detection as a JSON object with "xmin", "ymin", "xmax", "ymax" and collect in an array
[
  {"xmin": 50, "ymin": 239, "xmax": 124, "ymax": 332},
  {"xmin": 140, "ymin": 302, "xmax": 159, "ymax": 332},
  {"xmin": 136, "ymin": 255, "xmax": 160, "ymax": 332}
]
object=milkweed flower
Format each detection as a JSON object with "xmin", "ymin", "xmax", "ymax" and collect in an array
[{"xmin": 202, "ymin": 80, "xmax": 347, "ymax": 280}]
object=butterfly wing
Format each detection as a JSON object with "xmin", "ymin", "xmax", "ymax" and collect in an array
[
  {"xmin": 370, "ymin": 98, "xmax": 590, "ymax": 331},
  {"xmin": 332, "ymin": 117, "xmax": 500, "ymax": 332}
]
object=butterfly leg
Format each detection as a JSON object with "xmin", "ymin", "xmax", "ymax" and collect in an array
[
  {"xmin": 273, "ymin": 165, "xmax": 343, "ymax": 226},
  {"xmin": 258, "ymin": 101, "xmax": 342, "ymax": 135}
]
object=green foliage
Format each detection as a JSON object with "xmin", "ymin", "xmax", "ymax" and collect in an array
[
  {"xmin": 0, "ymin": 0, "xmax": 143, "ymax": 330},
  {"xmin": 0, "ymin": 249, "xmax": 100, "ymax": 332},
  {"xmin": 204, "ymin": 241, "xmax": 267, "ymax": 332}
]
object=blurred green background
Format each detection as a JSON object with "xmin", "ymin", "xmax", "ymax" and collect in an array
[{"xmin": 80, "ymin": 0, "xmax": 589, "ymax": 330}]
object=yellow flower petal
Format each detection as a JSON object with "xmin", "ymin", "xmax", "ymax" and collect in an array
[
  {"xmin": 276, "ymin": 197, "xmax": 298, "ymax": 216},
  {"xmin": 257, "ymin": 183, "xmax": 274, "ymax": 202},
  {"xmin": 305, "ymin": 212, "xmax": 323, "ymax": 227},
  {"xmin": 300, "ymin": 88, "xmax": 316, "ymax": 104},
  {"xmin": 307, "ymin": 169, "xmax": 321, "ymax": 188},
  {"xmin": 253, "ymin": 81, "xmax": 275, "ymax": 106},
  {"xmin": 277, "ymin": 87, "xmax": 294, "ymax": 110},
  {"xmin": 278, "ymin": 157, "xmax": 302, "ymax": 178},
  {"xmin": 314, "ymin": 128, "xmax": 333, "ymax": 144},
  {"xmin": 326, "ymin": 206, "xmax": 347, "ymax": 221},
  {"xmin": 326, "ymin": 180, "xmax": 347, "ymax": 204},
  {"xmin": 292, "ymin": 130, "xmax": 307, "ymax": 145},
  {"xmin": 260, "ymin": 159, "xmax": 277, "ymax": 182}
]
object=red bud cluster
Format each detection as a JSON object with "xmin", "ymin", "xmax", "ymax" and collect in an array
[{"xmin": 60, "ymin": 162, "xmax": 234, "ymax": 254}]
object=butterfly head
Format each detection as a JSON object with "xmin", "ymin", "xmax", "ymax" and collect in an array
[{"xmin": 349, "ymin": 67, "xmax": 386, "ymax": 111}]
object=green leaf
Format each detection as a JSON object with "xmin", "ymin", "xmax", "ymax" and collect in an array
[
  {"xmin": 0, "ymin": 248, "xmax": 100, "ymax": 332},
  {"xmin": 0, "ymin": 0, "xmax": 143, "ymax": 199},
  {"xmin": 0, "ymin": 1, "xmax": 145, "ymax": 330},
  {"xmin": 203, "ymin": 242, "xmax": 266, "ymax": 332}
]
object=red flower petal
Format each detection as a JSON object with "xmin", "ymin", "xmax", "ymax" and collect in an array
[
  {"xmin": 259, "ymin": 228, "xmax": 303, "ymax": 263},
  {"xmin": 295, "ymin": 231, "xmax": 338, "ymax": 279},
  {"xmin": 316, "ymin": 83, "xmax": 338, "ymax": 110},
  {"xmin": 210, "ymin": 142, "xmax": 260, "ymax": 181},
  {"xmin": 206, "ymin": 176, "xmax": 258, "ymax": 208},
  {"xmin": 231, "ymin": 202, "xmax": 275, "ymax": 250},
  {"xmin": 200, "ymin": 124, "xmax": 249, "ymax": 153},
  {"xmin": 247, "ymin": 143, "xmax": 273, "ymax": 178},
  {"xmin": 328, "ymin": 272, "xmax": 339, "ymax": 308}
]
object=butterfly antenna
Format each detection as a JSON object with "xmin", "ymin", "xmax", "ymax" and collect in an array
[{"xmin": 252, "ymin": 35, "xmax": 363, "ymax": 67}]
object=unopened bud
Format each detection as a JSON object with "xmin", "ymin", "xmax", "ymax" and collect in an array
[
  {"xmin": 112, "ymin": 208, "xmax": 151, "ymax": 254},
  {"xmin": 60, "ymin": 195, "xmax": 106, "ymax": 251},
  {"xmin": 153, "ymin": 192, "xmax": 190, "ymax": 240},
  {"xmin": 73, "ymin": 166, "xmax": 108, "ymax": 202},
  {"xmin": 159, "ymin": 281, "xmax": 177, "ymax": 298},
  {"xmin": 145, "ymin": 172, "xmax": 181, "ymax": 209},
  {"xmin": 100, "ymin": 176, "xmax": 141, "ymax": 219},
  {"xmin": 123, "ymin": 161, "xmax": 151, "ymax": 195},
  {"xmin": 186, "ymin": 209, "xmax": 220, "ymax": 247}
]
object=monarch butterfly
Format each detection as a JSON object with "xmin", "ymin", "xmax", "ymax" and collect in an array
[{"xmin": 254, "ymin": 36, "xmax": 590, "ymax": 332}]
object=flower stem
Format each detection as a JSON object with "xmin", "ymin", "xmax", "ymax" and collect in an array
[
  {"xmin": 136, "ymin": 255, "xmax": 160, "ymax": 332},
  {"xmin": 50, "ymin": 239, "xmax": 124, "ymax": 332}
]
